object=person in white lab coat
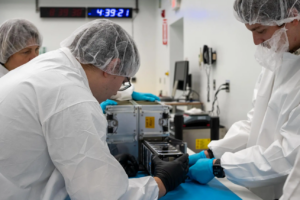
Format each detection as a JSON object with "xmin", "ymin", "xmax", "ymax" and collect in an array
[
  {"xmin": 188, "ymin": 1, "xmax": 300, "ymax": 199},
  {"xmin": 0, "ymin": 19, "xmax": 188, "ymax": 200},
  {"xmin": 0, "ymin": 19, "xmax": 41, "ymax": 78},
  {"xmin": 0, "ymin": 18, "xmax": 155, "ymax": 179},
  {"xmin": 0, "ymin": 18, "xmax": 43, "ymax": 199}
]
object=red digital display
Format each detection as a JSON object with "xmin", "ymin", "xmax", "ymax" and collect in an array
[{"xmin": 40, "ymin": 7, "xmax": 86, "ymax": 18}]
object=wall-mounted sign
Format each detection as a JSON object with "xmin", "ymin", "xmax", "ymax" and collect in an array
[
  {"xmin": 40, "ymin": 7, "xmax": 86, "ymax": 18},
  {"xmin": 171, "ymin": 0, "xmax": 181, "ymax": 11},
  {"xmin": 163, "ymin": 19, "xmax": 168, "ymax": 45},
  {"xmin": 87, "ymin": 8, "xmax": 132, "ymax": 18}
]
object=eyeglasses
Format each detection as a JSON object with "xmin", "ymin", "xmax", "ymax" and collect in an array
[{"xmin": 119, "ymin": 77, "xmax": 131, "ymax": 91}]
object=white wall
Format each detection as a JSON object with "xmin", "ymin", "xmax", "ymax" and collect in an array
[
  {"xmin": 0, "ymin": 0, "xmax": 157, "ymax": 94},
  {"xmin": 155, "ymin": 0, "xmax": 262, "ymax": 129}
]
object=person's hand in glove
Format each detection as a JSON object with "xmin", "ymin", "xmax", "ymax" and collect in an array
[
  {"xmin": 187, "ymin": 158, "xmax": 214, "ymax": 184},
  {"xmin": 152, "ymin": 154, "xmax": 189, "ymax": 195},
  {"xmin": 100, "ymin": 99, "xmax": 118, "ymax": 114},
  {"xmin": 189, "ymin": 150, "xmax": 207, "ymax": 166},
  {"xmin": 114, "ymin": 154, "xmax": 139, "ymax": 177},
  {"xmin": 132, "ymin": 91, "xmax": 160, "ymax": 102}
]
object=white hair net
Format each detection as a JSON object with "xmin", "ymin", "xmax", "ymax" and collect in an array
[
  {"xmin": 0, "ymin": 19, "xmax": 42, "ymax": 64},
  {"xmin": 60, "ymin": 19, "xmax": 140, "ymax": 77},
  {"xmin": 234, "ymin": 0, "xmax": 300, "ymax": 26}
]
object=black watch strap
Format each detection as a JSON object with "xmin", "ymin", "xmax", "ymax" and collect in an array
[
  {"xmin": 213, "ymin": 159, "xmax": 225, "ymax": 178},
  {"xmin": 214, "ymin": 158, "xmax": 221, "ymax": 165},
  {"xmin": 207, "ymin": 149, "xmax": 215, "ymax": 159}
]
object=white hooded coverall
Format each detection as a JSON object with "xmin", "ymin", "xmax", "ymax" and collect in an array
[
  {"xmin": 208, "ymin": 52, "xmax": 300, "ymax": 200},
  {"xmin": 280, "ymin": 148, "xmax": 300, "ymax": 200},
  {"xmin": 0, "ymin": 47, "xmax": 158, "ymax": 200},
  {"xmin": 0, "ymin": 64, "xmax": 8, "ymax": 78}
]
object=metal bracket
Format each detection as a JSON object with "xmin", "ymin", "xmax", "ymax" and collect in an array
[
  {"xmin": 133, "ymin": 0, "xmax": 139, "ymax": 13},
  {"xmin": 36, "ymin": 0, "xmax": 40, "ymax": 12}
]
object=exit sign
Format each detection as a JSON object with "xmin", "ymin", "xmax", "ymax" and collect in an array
[{"xmin": 172, "ymin": 0, "xmax": 181, "ymax": 10}]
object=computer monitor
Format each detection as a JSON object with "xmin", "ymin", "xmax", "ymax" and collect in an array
[
  {"xmin": 173, "ymin": 61, "xmax": 189, "ymax": 90},
  {"xmin": 172, "ymin": 61, "xmax": 189, "ymax": 98}
]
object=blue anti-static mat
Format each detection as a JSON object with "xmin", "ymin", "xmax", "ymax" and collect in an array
[
  {"xmin": 65, "ymin": 172, "xmax": 242, "ymax": 200},
  {"xmin": 135, "ymin": 172, "xmax": 242, "ymax": 200}
]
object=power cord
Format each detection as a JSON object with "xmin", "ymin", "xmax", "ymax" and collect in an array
[
  {"xmin": 204, "ymin": 64, "xmax": 211, "ymax": 102},
  {"xmin": 187, "ymin": 89, "xmax": 200, "ymax": 101},
  {"xmin": 209, "ymin": 83, "xmax": 229, "ymax": 116}
]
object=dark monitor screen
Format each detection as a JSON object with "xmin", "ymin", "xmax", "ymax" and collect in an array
[{"xmin": 174, "ymin": 61, "xmax": 189, "ymax": 91}]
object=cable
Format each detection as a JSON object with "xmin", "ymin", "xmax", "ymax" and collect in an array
[
  {"xmin": 209, "ymin": 83, "xmax": 227, "ymax": 116},
  {"xmin": 132, "ymin": 12, "xmax": 138, "ymax": 39},
  {"xmin": 204, "ymin": 64, "xmax": 211, "ymax": 102},
  {"xmin": 187, "ymin": 89, "xmax": 200, "ymax": 101}
]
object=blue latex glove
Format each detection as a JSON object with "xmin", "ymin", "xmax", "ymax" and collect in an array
[
  {"xmin": 189, "ymin": 150, "xmax": 207, "ymax": 166},
  {"xmin": 187, "ymin": 158, "xmax": 214, "ymax": 184},
  {"xmin": 100, "ymin": 99, "xmax": 118, "ymax": 114},
  {"xmin": 131, "ymin": 91, "xmax": 160, "ymax": 102}
]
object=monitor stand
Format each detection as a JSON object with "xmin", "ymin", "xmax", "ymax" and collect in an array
[{"xmin": 172, "ymin": 80, "xmax": 178, "ymax": 99}]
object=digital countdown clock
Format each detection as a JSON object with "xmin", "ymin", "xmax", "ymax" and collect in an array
[
  {"xmin": 40, "ymin": 7, "xmax": 86, "ymax": 18},
  {"xmin": 87, "ymin": 8, "xmax": 132, "ymax": 18}
]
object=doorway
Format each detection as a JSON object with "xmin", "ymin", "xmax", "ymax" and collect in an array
[{"xmin": 169, "ymin": 18, "xmax": 184, "ymax": 97}]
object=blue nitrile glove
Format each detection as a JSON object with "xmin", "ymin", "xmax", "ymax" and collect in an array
[
  {"xmin": 189, "ymin": 150, "xmax": 207, "ymax": 166},
  {"xmin": 132, "ymin": 91, "xmax": 161, "ymax": 102},
  {"xmin": 187, "ymin": 158, "xmax": 214, "ymax": 184},
  {"xmin": 100, "ymin": 99, "xmax": 118, "ymax": 114}
]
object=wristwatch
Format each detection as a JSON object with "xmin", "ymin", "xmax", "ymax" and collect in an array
[{"xmin": 213, "ymin": 159, "xmax": 225, "ymax": 178}]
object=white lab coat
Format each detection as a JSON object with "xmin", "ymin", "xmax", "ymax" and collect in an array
[
  {"xmin": 208, "ymin": 52, "xmax": 300, "ymax": 200},
  {"xmin": 0, "ymin": 64, "xmax": 8, "ymax": 77},
  {"xmin": 0, "ymin": 47, "xmax": 158, "ymax": 200},
  {"xmin": 280, "ymin": 149, "xmax": 300, "ymax": 200}
]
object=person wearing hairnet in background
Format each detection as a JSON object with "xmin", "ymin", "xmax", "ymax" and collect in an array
[
  {"xmin": 0, "ymin": 18, "xmax": 43, "ymax": 199},
  {"xmin": 0, "ymin": 19, "xmax": 41, "ymax": 78},
  {"xmin": 188, "ymin": 1, "xmax": 300, "ymax": 199},
  {"xmin": 0, "ymin": 19, "xmax": 188, "ymax": 200}
]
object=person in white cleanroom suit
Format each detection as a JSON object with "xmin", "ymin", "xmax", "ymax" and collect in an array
[
  {"xmin": 280, "ymin": 148, "xmax": 300, "ymax": 200},
  {"xmin": 0, "ymin": 18, "xmax": 43, "ymax": 199},
  {"xmin": 188, "ymin": 1, "xmax": 300, "ymax": 199},
  {"xmin": 0, "ymin": 19, "xmax": 189, "ymax": 200},
  {"xmin": 0, "ymin": 19, "xmax": 41, "ymax": 77}
]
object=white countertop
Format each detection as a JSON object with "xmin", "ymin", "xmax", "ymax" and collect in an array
[{"xmin": 187, "ymin": 148, "xmax": 262, "ymax": 200}]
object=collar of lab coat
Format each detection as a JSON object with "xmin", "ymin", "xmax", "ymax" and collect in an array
[
  {"xmin": 59, "ymin": 47, "xmax": 91, "ymax": 92},
  {"xmin": 0, "ymin": 64, "xmax": 8, "ymax": 78}
]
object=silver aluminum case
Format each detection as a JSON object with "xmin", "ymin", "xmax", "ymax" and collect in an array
[
  {"xmin": 105, "ymin": 100, "xmax": 170, "ymax": 162},
  {"xmin": 138, "ymin": 101, "xmax": 170, "ymax": 139}
]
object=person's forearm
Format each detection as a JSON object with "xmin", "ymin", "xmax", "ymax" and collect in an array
[{"xmin": 154, "ymin": 177, "xmax": 166, "ymax": 198}]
